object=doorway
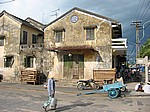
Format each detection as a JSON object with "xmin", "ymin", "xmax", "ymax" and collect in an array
[{"xmin": 63, "ymin": 54, "xmax": 84, "ymax": 79}]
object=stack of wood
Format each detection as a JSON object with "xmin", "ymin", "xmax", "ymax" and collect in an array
[
  {"xmin": 93, "ymin": 69, "xmax": 116, "ymax": 86},
  {"xmin": 21, "ymin": 68, "xmax": 38, "ymax": 85}
]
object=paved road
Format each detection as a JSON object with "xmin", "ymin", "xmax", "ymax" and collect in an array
[{"xmin": 0, "ymin": 82, "xmax": 150, "ymax": 112}]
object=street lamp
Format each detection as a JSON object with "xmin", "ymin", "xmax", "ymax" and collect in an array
[{"xmin": 140, "ymin": 20, "xmax": 150, "ymax": 42}]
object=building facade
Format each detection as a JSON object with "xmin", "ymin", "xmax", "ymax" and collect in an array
[
  {"xmin": 44, "ymin": 7, "xmax": 127, "ymax": 81},
  {"xmin": 0, "ymin": 8, "xmax": 127, "ymax": 83},
  {"xmin": 0, "ymin": 10, "xmax": 45, "ymax": 82}
]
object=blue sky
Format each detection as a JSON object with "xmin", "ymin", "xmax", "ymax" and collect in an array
[{"xmin": 0, "ymin": 0, "xmax": 150, "ymax": 63}]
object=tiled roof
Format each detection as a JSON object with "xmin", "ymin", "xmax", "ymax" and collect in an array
[{"xmin": 0, "ymin": 10, "xmax": 44, "ymax": 32}]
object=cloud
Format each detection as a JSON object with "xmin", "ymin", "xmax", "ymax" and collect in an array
[{"xmin": 0, "ymin": 0, "xmax": 149, "ymax": 62}]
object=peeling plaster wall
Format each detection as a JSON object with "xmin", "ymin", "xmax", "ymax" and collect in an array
[
  {"xmin": 19, "ymin": 25, "xmax": 45, "ymax": 73},
  {"xmin": 0, "ymin": 14, "xmax": 45, "ymax": 82},
  {"xmin": 45, "ymin": 10, "xmax": 112, "ymax": 79},
  {"xmin": 45, "ymin": 11, "xmax": 112, "ymax": 47},
  {"xmin": 0, "ymin": 14, "xmax": 21, "ymax": 81}
]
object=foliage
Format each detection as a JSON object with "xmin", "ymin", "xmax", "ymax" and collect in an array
[{"xmin": 140, "ymin": 38, "xmax": 150, "ymax": 58}]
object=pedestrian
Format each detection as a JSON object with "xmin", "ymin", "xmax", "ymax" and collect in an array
[
  {"xmin": 43, "ymin": 71, "xmax": 57, "ymax": 110},
  {"xmin": 47, "ymin": 71, "xmax": 55, "ymax": 98}
]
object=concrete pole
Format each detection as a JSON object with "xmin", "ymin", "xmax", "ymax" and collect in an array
[{"xmin": 145, "ymin": 56, "xmax": 148, "ymax": 83}]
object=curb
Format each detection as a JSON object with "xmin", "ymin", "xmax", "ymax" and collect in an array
[{"xmin": 129, "ymin": 91, "xmax": 150, "ymax": 97}]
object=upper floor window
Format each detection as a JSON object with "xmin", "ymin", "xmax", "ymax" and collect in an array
[
  {"xmin": 85, "ymin": 28, "xmax": 95, "ymax": 40},
  {"xmin": 20, "ymin": 31, "xmax": 28, "ymax": 44},
  {"xmin": 32, "ymin": 34, "xmax": 37, "ymax": 44},
  {"xmin": 4, "ymin": 56, "xmax": 14, "ymax": 68},
  {"xmin": 55, "ymin": 31, "xmax": 63, "ymax": 43},
  {"xmin": 85, "ymin": 27, "xmax": 95, "ymax": 40},
  {"xmin": 0, "ymin": 36, "xmax": 4, "ymax": 46},
  {"xmin": 37, "ymin": 34, "xmax": 44, "ymax": 44},
  {"xmin": 53, "ymin": 28, "xmax": 65, "ymax": 43}
]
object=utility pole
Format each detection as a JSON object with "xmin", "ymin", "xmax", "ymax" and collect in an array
[{"xmin": 131, "ymin": 20, "xmax": 142, "ymax": 62}]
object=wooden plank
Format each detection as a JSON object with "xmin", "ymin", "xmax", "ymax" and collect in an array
[{"xmin": 93, "ymin": 69, "xmax": 116, "ymax": 84}]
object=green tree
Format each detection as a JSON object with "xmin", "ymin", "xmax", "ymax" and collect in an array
[{"xmin": 140, "ymin": 38, "xmax": 150, "ymax": 58}]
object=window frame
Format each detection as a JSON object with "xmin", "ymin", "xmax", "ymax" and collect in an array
[
  {"xmin": 32, "ymin": 34, "xmax": 37, "ymax": 44},
  {"xmin": 20, "ymin": 31, "xmax": 28, "ymax": 44},
  {"xmin": 24, "ymin": 56, "xmax": 34, "ymax": 68},
  {"xmin": 4, "ymin": 56, "xmax": 14, "ymax": 68},
  {"xmin": 55, "ymin": 30, "xmax": 63, "ymax": 43},
  {"xmin": 0, "ymin": 36, "xmax": 5, "ymax": 46},
  {"xmin": 85, "ymin": 27, "xmax": 95, "ymax": 40}
]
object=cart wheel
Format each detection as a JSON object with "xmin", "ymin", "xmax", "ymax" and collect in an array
[
  {"xmin": 108, "ymin": 88, "xmax": 119, "ymax": 99},
  {"xmin": 77, "ymin": 83, "xmax": 84, "ymax": 90}
]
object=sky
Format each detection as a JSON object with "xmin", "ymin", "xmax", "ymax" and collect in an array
[{"xmin": 0, "ymin": 0, "xmax": 150, "ymax": 63}]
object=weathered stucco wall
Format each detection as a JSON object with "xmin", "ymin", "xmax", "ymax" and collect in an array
[
  {"xmin": 0, "ymin": 14, "xmax": 21, "ymax": 81},
  {"xmin": 45, "ymin": 11, "xmax": 111, "ymax": 47},
  {"xmin": 45, "ymin": 10, "xmax": 112, "ymax": 80},
  {"xmin": 0, "ymin": 13, "xmax": 45, "ymax": 82},
  {"xmin": 21, "ymin": 25, "xmax": 42, "ymax": 45},
  {"xmin": 0, "ymin": 47, "xmax": 4, "ymax": 67}
]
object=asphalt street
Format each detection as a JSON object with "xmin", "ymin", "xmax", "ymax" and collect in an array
[{"xmin": 0, "ymin": 82, "xmax": 150, "ymax": 112}]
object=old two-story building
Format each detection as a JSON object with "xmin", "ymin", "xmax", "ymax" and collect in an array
[
  {"xmin": 0, "ymin": 10, "xmax": 46, "ymax": 83},
  {"xmin": 0, "ymin": 8, "xmax": 127, "ymax": 84},
  {"xmin": 44, "ymin": 7, "xmax": 127, "ymax": 82}
]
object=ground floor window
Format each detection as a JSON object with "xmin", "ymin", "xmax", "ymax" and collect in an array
[
  {"xmin": 0, "ymin": 36, "xmax": 5, "ymax": 46},
  {"xmin": 4, "ymin": 56, "xmax": 14, "ymax": 68},
  {"xmin": 24, "ymin": 56, "xmax": 34, "ymax": 68}
]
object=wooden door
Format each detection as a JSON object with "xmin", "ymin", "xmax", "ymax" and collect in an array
[{"xmin": 63, "ymin": 54, "xmax": 84, "ymax": 79}]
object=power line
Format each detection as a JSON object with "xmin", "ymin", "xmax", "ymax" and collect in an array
[
  {"xmin": 140, "ymin": 1, "xmax": 150, "ymax": 21},
  {"xmin": 136, "ymin": 0, "xmax": 146, "ymax": 20},
  {"xmin": 127, "ymin": 0, "xmax": 145, "ymax": 39},
  {"xmin": 0, "ymin": 0, "xmax": 15, "ymax": 4},
  {"xmin": 128, "ymin": 45, "xmax": 136, "ymax": 61}
]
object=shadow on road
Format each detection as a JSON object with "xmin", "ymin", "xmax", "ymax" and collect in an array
[{"xmin": 46, "ymin": 102, "xmax": 93, "ymax": 112}]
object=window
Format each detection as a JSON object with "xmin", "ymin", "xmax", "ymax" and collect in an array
[
  {"xmin": 24, "ymin": 56, "xmax": 34, "ymax": 68},
  {"xmin": 86, "ymin": 28, "xmax": 95, "ymax": 40},
  {"xmin": 4, "ymin": 56, "xmax": 14, "ymax": 68},
  {"xmin": 55, "ymin": 31, "xmax": 63, "ymax": 43},
  {"xmin": 32, "ymin": 34, "xmax": 37, "ymax": 44},
  {"xmin": 0, "ymin": 36, "xmax": 4, "ymax": 46},
  {"xmin": 37, "ymin": 34, "xmax": 44, "ymax": 44},
  {"xmin": 20, "ymin": 31, "xmax": 28, "ymax": 44}
]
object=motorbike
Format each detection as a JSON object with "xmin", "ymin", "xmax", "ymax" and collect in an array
[{"xmin": 77, "ymin": 79, "xmax": 100, "ymax": 90}]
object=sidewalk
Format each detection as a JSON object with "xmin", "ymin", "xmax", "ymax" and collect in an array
[
  {"xmin": 0, "ymin": 82, "xmax": 150, "ymax": 97},
  {"xmin": 125, "ymin": 82, "xmax": 150, "ymax": 97}
]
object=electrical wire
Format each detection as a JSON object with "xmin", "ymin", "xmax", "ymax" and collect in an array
[
  {"xmin": 128, "ymin": 45, "xmax": 136, "ymax": 61},
  {"xmin": 140, "ymin": 1, "xmax": 150, "ymax": 21},
  {"xmin": 0, "ymin": 0, "xmax": 15, "ymax": 4},
  {"xmin": 126, "ymin": 0, "xmax": 143, "ymax": 40},
  {"xmin": 136, "ymin": 0, "xmax": 146, "ymax": 20},
  {"xmin": 128, "ymin": 0, "xmax": 150, "ymax": 63}
]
